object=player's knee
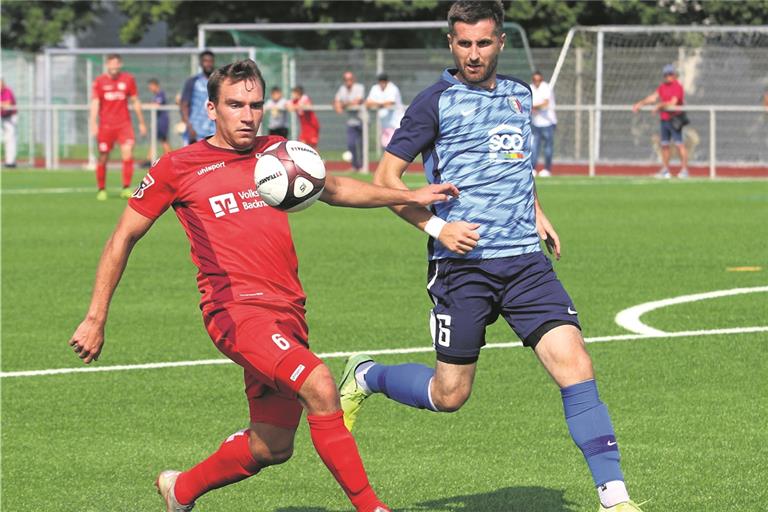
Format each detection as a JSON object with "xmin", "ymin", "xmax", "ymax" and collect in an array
[
  {"xmin": 248, "ymin": 437, "xmax": 294, "ymax": 467},
  {"xmin": 298, "ymin": 364, "xmax": 340, "ymax": 414}
]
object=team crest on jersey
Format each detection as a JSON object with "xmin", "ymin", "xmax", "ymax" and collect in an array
[
  {"xmin": 118, "ymin": 82, "xmax": 127, "ymax": 91},
  {"xmin": 132, "ymin": 172, "xmax": 155, "ymax": 199},
  {"xmin": 507, "ymin": 96, "xmax": 524, "ymax": 115}
]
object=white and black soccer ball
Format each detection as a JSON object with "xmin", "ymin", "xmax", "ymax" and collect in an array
[{"xmin": 254, "ymin": 140, "xmax": 326, "ymax": 212}]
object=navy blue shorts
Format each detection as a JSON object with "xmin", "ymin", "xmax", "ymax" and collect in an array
[
  {"xmin": 660, "ymin": 119, "xmax": 683, "ymax": 145},
  {"xmin": 426, "ymin": 251, "xmax": 581, "ymax": 364}
]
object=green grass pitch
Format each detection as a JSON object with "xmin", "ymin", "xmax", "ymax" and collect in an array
[{"xmin": 2, "ymin": 169, "xmax": 767, "ymax": 511}]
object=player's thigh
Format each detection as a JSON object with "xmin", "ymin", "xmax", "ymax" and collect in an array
[
  {"xmin": 534, "ymin": 324, "xmax": 593, "ymax": 387},
  {"xmin": 499, "ymin": 251, "xmax": 581, "ymax": 349},
  {"xmin": 205, "ymin": 306, "xmax": 323, "ymax": 404},
  {"xmin": 244, "ymin": 373, "xmax": 305, "ymax": 431},
  {"xmin": 427, "ymin": 259, "xmax": 500, "ymax": 364}
]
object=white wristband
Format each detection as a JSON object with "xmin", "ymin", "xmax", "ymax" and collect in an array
[{"xmin": 423, "ymin": 216, "xmax": 447, "ymax": 239}]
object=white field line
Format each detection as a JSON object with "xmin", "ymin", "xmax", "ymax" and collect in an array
[
  {"xmin": 2, "ymin": 187, "xmax": 95, "ymax": 195},
  {"xmin": 2, "ymin": 325, "xmax": 766, "ymax": 379},
  {"xmin": 615, "ymin": 286, "xmax": 768, "ymax": 335}
]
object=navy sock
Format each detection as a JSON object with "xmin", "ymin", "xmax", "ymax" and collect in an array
[
  {"xmin": 561, "ymin": 379, "xmax": 624, "ymax": 486},
  {"xmin": 364, "ymin": 363, "xmax": 437, "ymax": 411}
]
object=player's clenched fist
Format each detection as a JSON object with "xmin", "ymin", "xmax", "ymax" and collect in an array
[
  {"xmin": 68, "ymin": 318, "xmax": 105, "ymax": 364},
  {"xmin": 438, "ymin": 221, "xmax": 480, "ymax": 256}
]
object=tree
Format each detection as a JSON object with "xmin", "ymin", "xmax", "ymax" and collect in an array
[{"xmin": 1, "ymin": 0, "xmax": 103, "ymax": 52}]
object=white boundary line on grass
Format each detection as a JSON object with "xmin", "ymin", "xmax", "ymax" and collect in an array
[
  {"xmin": 615, "ymin": 286, "xmax": 768, "ymax": 335},
  {"xmin": 2, "ymin": 326, "xmax": 766, "ymax": 379}
]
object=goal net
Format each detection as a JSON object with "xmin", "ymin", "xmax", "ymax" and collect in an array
[{"xmin": 550, "ymin": 26, "xmax": 768, "ymax": 168}]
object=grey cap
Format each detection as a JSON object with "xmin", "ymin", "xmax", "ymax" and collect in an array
[{"xmin": 662, "ymin": 64, "xmax": 676, "ymax": 75}]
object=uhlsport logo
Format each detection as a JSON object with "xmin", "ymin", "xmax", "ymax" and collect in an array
[
  {"xmin": 487, "ymin": 124, "xmax": 525, "ymax": 161},
  {"xmin": 209, "ymin": 193, "xmax": 240, "ymax": 218},
  {"xmin": 197, "ymin": 161, "xmax": 226, "ymax": 176},
  {"xmin": 132, "ymin": 172, "xmax": 155, "ymax": 199}
]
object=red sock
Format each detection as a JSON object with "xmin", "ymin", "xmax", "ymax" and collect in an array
[
  {"xmin": 174, "ymin": 430, "xmax": 260, "ymax": 505},
  {"xmin": 121, "ymin": 159, "xmax": 134, "ymax": 188},
  {"xmin": 96, "ymin": 163, "xmax": 106, "ymax": 190},
  {"xmin": 308, "ymin": 411, "xmax": 386, "ymax": 512}
]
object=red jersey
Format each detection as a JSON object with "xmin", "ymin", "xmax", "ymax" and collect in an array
[
  {"xmin": 656, "ymin": 80, "xmax": 684, "ymax": 121},
  {"xmin": 92, "ymin": 72, "xmax": 138, "ymax": 125},
  {"xmin": 292, "ymin": 95, "xmax": 320, "ymax": 132},
  {"xmin": 128, "ymin": 136, "xmax": 306, "ymax": 313}
]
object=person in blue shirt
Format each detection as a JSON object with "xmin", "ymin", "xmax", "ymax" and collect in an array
[
  {"xmin": 143, "ymin": 78, "xmax": 171, "ymax": 166},
  {"xmin": 181, "ymin": 50, "xmax": 216, "ymax": 144},
  {"xmin": 338, "ymin": 2, "xmax": 644, "ymax": 511}
]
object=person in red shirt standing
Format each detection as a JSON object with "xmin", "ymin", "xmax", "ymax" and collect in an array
[
  {"xmin": 90, "ymin": 54, "xmax": 147, "ymax": 200},
  {"xmin": 68, "ymin": 59, "xmax": 457, "ymax": 512},
  {"xmin": 288, "ymin": 85, "xmax": 320, "ymax": 148},
  {"xmin": 632, "ymin": 64, "xmax": 689, "ymax": 179}
]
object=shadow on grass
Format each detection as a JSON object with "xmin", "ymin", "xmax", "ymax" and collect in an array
[{"xmin": 275, "ymin": 486, "xmax": 576, "ymax": 512}]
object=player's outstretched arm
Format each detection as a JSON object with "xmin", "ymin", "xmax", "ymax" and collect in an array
[
  {"xmin": 68, "ymin": 207, "xmax": 155, "ymax": 364},
  {"xmin": 319, "ymin": 173, "xmax": 458, "ymax": 209},
  {"xmin": 373, "ymin": 152, "xmax": 480, "ymax": 256}
]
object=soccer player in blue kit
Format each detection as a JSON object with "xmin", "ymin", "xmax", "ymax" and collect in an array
[{"xmin": 339, "ymin": 2, "xmax": 645, "ymax": 511}]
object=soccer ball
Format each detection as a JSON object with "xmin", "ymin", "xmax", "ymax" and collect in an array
[
  {"xmin": 254, "ymin": 140, "xmax": 326, "ymax": 212},
  {"xmin": 341, "ymin": 150, "xmax": 353, "ymax": 163}
]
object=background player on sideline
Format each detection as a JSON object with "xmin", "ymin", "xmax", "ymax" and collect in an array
[
  {"xmin": 339, "ymin": 3, "xmax": 644, "ymax": 512},
  {"xmin": 181, "ymin": 50, "xmax": 216, "ymax": 144},
  {"xmin": 289, "ymin": 85, "xmax": 320, "ymax": 148},
  {"xmin": 68, "ymin": 59, "xmax": 457, "ymax": 512},
  {"xmin": 90, "ymin": 54, "xmax": 146, "ymax": 200}
]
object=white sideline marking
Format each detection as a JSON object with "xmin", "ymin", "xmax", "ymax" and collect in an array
[
  {"xmin": 615, "ymin": 286, "xmax": 768, "ymax": 335},
  {"xmin": 2, "ymin": 326, "xmax": 766, "ymax": 379}
]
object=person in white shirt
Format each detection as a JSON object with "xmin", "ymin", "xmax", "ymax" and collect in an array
[
  {"xmin": 334, "ymin": 71, "xmax": 366, "ymax": 171},
  {"xmin": 530, "ymin": 70, "xmax": 557, "ymax": 177},
  {"xmin": 365, "ymin": 73, "xmax": 404, "ymax": 150}
]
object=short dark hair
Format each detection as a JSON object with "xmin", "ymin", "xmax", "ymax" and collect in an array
[
  {"xmin": 106, "ymin": 53, "xmax": 122, "ymax": 62},
  {"xmin": 448, "ymin": 1, "xmax": 504, "ymax": 35},
  {"xmin": 532, "ymin": 70, "xmax": 543, "ymax": 78},
  {"xmin": 199, "ymin": 50, "xmax": 215, "ymax": 60},
  {"xmin": 207, "ymin": 59, "xmax": 266, "ymax": 104},
  {"xmin": 148, "ymin": 78, "xmax": 159, "ymax": 85},
  {"xmin": 270, "ymin": 86, "xmax": 282, "ymax": 93},
  {"xmin": 292, "ymin": 85, "xmax": 304, "ymax": 95}
]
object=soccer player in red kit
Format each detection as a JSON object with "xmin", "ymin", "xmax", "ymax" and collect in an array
[
  {"xmin": 90, "ymin": 53, "xmax": 147, "ymax": 200},
  {"xmin": 68, "ymin": 60, "xmax": 457, "ymax": 512},
  {"xmin": 289, "ymin": 85, "xmax": 320, "ymax": 148}
]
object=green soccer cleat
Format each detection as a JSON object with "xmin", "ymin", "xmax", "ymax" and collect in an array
[
  {"xmin": 339, "ymin": 353, "xmax": 374, "ymax": 431},
  {"xmin": 598, "ymin": 500, "xmax": 647, "ymax": 512},
  {"xmin": 120, "ymin": 187, "xmax": 133, "ymax": 199},
  {"xmin": 96, "ymin": 189, "xmax": 108, "ymax": 201}
]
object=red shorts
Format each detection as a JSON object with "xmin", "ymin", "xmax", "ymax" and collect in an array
[
  {"xmin": 203, "ymin": 303, "xmax": 323, "ymax": 429},
  {"xmin": 97, "ymin": 121, "xmax": 134, "ymax": 152},
  {"xmin": 299, "ymin": 126, "xmax": 319, "ymax": 147}
]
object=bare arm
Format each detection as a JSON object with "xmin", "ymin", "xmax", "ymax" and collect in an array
[
  {"xmin": 653, "ymin": 95, "xmax": 680, "ymax": 112},
  {"xmin": 533, "ymin": 185, "xmax": 561, "ymax": 260},
  {"xmin": 131, "ymin": 95, "xmax": 147, "ymax": 136},
  {"xmin": 632, "ymin": 92, "xmax": 659, "ymax": 112},
  {"xmin": 319, "ymin": 170, "xmax": 458, "ymax": 209},
  {"xmin": 372, "ymin": 152, "xmax": 481, "ymax": 256},
  {"xmin": 89, "ymin": 98, "xmax": 100, "ymax": 137},
  {"xmin": 68, "ymin": 208, "xmax": 156, "ymax": 364}
]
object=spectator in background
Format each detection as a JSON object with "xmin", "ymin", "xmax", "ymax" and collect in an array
[
  {"xmin": 763, "ymin": 88, "xmax": 768, "ymax": 109},
  {"xmin": 181, "ymin": 50, "xmax": 216, "ymax": 144},
  {"xmin": 334, "ymin": 71, "xmax": 365, "ymax": 171},
  {"xmin": 530, "ymin": 70, "xmax": 556, "ymax": 178},
  {"xmin": 289, "ymin": 85, "xmax": 320, "ymax": 148},
  {"xmin": 90, "ymin": 54, "xmax": 146, "ymax": 200},
  {"xmin": 264, "ymin": 86, "xmax": 289, "ymax": 138},
  {"xmin": 366, "ymin": 73, "xmax": 404, "ymax": 150},
  {"xmin": 1, "ymin": 79, "xmax": 18, "ymax": 168},
  {"xmin": 632, "ymin": 64, "xmax": 689, "ymax": 179},
  {"xmin": 143, "ymin": 78, "xmax": 171, "ymax": 166}
]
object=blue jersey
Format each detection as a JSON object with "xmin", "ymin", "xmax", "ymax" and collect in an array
[
  {"xmin": 181, "ymin": 73, "xmax": 215, "ymax": 138},
  {"xmin": 387, "ymin": 69, "xmax": 539, "ymax": 261}
]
